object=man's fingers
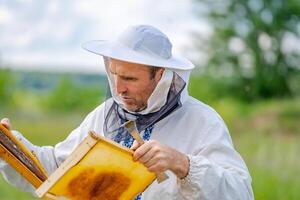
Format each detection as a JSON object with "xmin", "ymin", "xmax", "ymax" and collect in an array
[
  {"xmin": 138, "ymin": 148, "xmax": 156, "ymax": 164},
  {"xmin": 141, "ymin": 151, "xmax": 159, "ymax": 167},
  {"xmin": 133, "ymin": 141, "xmax": 153, "ymax": 161},
  {"xmin": 0, "ymin": 118, "xmax": 11, "ymax": 130},
  {"xmin": 130, "ymin": 140, "xmax": 141, "ymax": 151}
]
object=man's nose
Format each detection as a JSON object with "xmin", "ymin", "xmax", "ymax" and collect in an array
[{"xmin": 115, "ymin": 77, "xmax": 127, "ymax": 94}]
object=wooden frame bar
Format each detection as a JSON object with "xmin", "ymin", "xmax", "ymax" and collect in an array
[{"xmin": 35, "ymin": 131, "xmax": 99, "ymax": 198}]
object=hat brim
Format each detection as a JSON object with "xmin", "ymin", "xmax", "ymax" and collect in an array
[{"xmin": 82, "ymin": 40, "xmax": 194, "ymax": 70}]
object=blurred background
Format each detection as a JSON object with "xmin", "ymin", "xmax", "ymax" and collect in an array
[{"xmin": 0, "ymin": 0, "xmax": 299, "ymax": 199}]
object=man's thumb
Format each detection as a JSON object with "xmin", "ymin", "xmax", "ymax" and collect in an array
[{"xmin": 1, "ymin": 118, "xmax": 11, "ymax": 130}]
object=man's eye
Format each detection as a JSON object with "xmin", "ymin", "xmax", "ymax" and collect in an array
[{"xmin": 123, "ymin": 77, "xmax": 137, "ymax": 81}]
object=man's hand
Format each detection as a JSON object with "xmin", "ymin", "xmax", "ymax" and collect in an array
[
  {"xmin": 1, "ymin": 118, "xmax": 11, "ymax": 130},
  {"xmin": 131, "ymin": 140, "xmax": 190, "ymax": 179}
]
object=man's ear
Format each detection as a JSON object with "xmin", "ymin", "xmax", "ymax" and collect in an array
[{"xmin": 155, "ymin": 68, "xmax": 165, "ymax": 82}]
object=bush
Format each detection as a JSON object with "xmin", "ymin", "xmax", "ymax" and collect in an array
[
  {"xmin": 42, "ymin": 75, "xmax": 104, "ymax": 113},
  {"xmin": 0, "ymin": 69, "xmax": 16, "ymax": 108}
]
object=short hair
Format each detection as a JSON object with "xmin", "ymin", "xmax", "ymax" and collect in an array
[{"xmin": 148, "ymin": 66, "xmax": 162, "ymax": 79}]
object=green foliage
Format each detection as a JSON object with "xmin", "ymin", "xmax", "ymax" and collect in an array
[
  {"xmin": 195, "ymin": 0, "xmax": 300, "ymax": 100},
  {"xmin": 42, "ymin": 74, "xmax": 104, "ymax": 113},
  {"xmin": 0, "ymin": 69, "xmax": 16, "ymax": 108},
  {"xmin": 189, "ymin": 74, "xmax": 258, "ymax": 102},
  {"xmin": 0, "ymin": 176, "xmax": 37, "ymax": 200}
]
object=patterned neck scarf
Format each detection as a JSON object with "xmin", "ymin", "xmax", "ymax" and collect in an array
[{"xmin": 104, "ymin": 72, "xmax": 186, "ymax": 140}]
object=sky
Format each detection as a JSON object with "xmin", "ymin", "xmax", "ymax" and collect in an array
[{"xmin": 0, "ymin": 0, "xmax": 210, "ymax": 73}]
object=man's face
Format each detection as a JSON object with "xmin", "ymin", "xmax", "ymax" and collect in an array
[{"xmin": 108, "ymin": 59, "xmax": 164, "ymax": 112}]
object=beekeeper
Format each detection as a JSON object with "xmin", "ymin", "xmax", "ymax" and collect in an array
[{"xmin": 0, "ymin": 25, "xmax": 254, "ymax": 200}]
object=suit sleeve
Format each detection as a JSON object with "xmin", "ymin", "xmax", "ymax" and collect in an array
[{"xmin": 177, "ymin": 120, "xmax": 254, "ymax": 200}]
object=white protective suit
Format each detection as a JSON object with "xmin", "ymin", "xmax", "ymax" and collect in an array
[{"xmin": 0, "ymin": 68, "xmax": 254, "ymax": 200}]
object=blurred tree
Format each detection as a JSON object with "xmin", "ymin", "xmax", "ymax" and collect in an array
[
  {"xmin": 194, "ymin": 0, "xmax": 300, "ymax": 100},
  {"xmin": 43, "ymin": 74, "xmax": 104, "ymax": 113},
  {"xmin": 0, "ymin": 69, "xmax": 15, "ymax": 108}
]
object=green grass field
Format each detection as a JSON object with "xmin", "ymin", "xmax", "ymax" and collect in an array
[{"xmin": 0, "ymin": 98, "xmax": 299, "ymax": 200}]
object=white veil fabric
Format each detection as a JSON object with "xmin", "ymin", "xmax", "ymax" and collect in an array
[
  {"xmin": 105, "ymin": 57, "xmax": 175, "ymax": 115},
  {"xmin": 102, "ymin": 57, "xmax": 188, "ymax": 138}
]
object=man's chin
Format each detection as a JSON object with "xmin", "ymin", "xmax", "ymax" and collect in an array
[
  {"xmin": 124, "ymin": 106, "xmax": 139, "ymax": 112},
  {"xmin": 123, "ymin": 104, "xmax": 145, "ymax": 112}
]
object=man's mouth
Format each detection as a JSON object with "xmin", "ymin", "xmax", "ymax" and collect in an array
[
  {"xmin": 121, "ymin": 96, "xmax": 131, "ymax": 100},
  {"xmin": 121, "ymin": 97, "xmax": 134, "ymax": 103}
]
